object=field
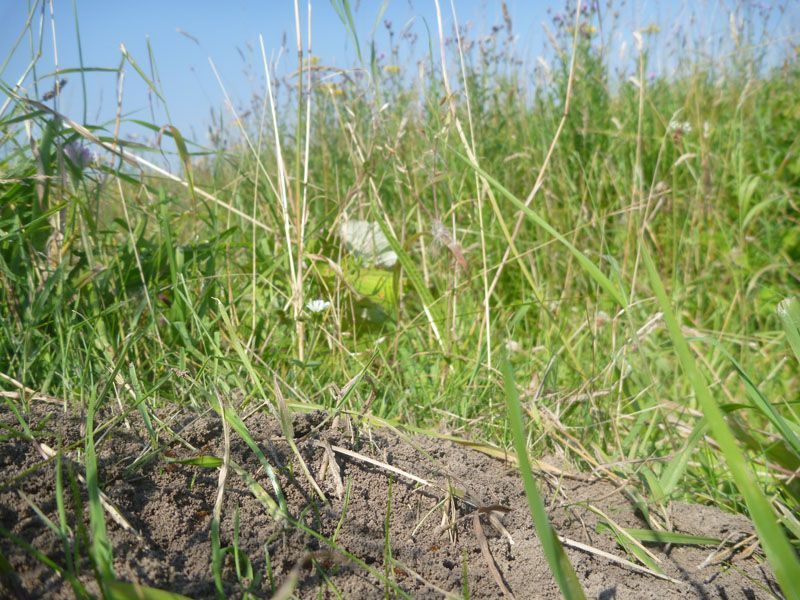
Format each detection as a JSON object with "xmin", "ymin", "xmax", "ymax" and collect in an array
[{"xmin": 1, "ymin": 0, "xmax": 799, "ymax": 598}]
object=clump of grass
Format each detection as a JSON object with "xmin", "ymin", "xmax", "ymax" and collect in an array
[{"xmin": 1, "ymin": 0, "xmax": 799, "ymax": 596}]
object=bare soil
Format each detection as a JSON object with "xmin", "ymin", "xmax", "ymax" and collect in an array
[{"xmin": 0, "ymin": 403, "xmax": 778, "ymax": 599}]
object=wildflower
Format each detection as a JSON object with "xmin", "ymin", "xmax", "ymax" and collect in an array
[
  {"xmin": 703, "ymin": 121, "xmax": 712, "ymax": 139},
  {"xmin": 641, "ymin": 23, "xmax": 660, "ymax": 34},
  {"xmin": 668, "ymin": 117, "xmax": 692, "ymax": 134},
  {"xmin": 306, "ymin": 299, "xmax": 331, "ymax": 313},
  {"xmin": 668, "ymin": 117, "xmax": 692, "ymax": 143},
  {"xmin": 383, "ymin": 65, "xmax": 401, "ymax": 75},
  {"xmin": 339, "ymin": 220, "xmax": 398, "ymax": 269},
  {"xmin": 64, "ymin": 142, "xmax": 93, "ymax": 170}
]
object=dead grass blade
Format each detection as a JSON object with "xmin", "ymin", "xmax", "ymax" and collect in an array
[
  {"xmin": 320, "ymin": 442, "xmax": 432, "ymax": 489},
  {"xmin": 35, "ymin": 442, "xmax": 142, "ymax": 539},
  {"xmin": 321, "ymin": 439, "xmax": 345, "ymax": 500},
  {"xmin": 274, "ymin": 377, "xmax": 327, "ymax": 503},
  {"xmin": 1, "ymin": 390, "xmax": 63, "ymax": 405},
  {"xmin": 472, "ymin": 512, "xmax": 515, "ymax": 599},
  {"xmin": 11, "ymin": 95, "xmax": 271, "ymax": 233},
  {"xmin": 211, "ymin": 394, "xmax": 231, "ymax": 598},
  {"xmin": 558, "ymin": 535, "xmax": 686, "ymax": 586},
  {"xmin": 697, "ymin": 533, "xmax": 759, "ymax": 570},
  {"xmin": 389, "ymin": 558, "xmax": 461, "ymax": 599}
]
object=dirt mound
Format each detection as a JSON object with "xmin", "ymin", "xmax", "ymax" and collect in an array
[{"xmin": 0, "ymin": 404, "xmax": 778, "ymax": 598}]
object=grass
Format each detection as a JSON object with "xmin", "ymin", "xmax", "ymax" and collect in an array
[
  {"xmin": 1, "ymin": 0, "xmax": 799, "ymax": 597},
  {"xmin": 503, "ymin": 353, "xmax": 585, "ymax": 599}
]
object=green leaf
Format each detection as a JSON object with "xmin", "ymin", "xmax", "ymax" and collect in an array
[
  {"xmin": 108, "ymin": 582, "xmax": 192, "ymax": 600},
  {"xmin": 621, "ymin": 528, "xmax": 721, "ymax": 546},
  {"xmin": 455, "ymin": 151, "xmax": 628, "ymax": 308},
  {"xmin": 350, "ymin": 267, "xmax": 397, "ymax": 307},
  {"xmin": 329, "ymin": 0, "xmax": 363, "ymax": 64},
  {"xmin": 659, "ymin": 420, "xmax": 707, "ymax": 498},
  {"xmin": 502, "ymin": 353, "xmax": 586, "ymax": 600},
  {"xmin": 369, "ymin": 200, "xmax": 445, "ymax": 349},
  {"xmin": 85, "ymin": 395, "xmax": 115, "ymax": 591},
  {"xmin": 596, "ymin": 521, "xmax": 664, "ymax": 575},
  {"xmin": 642, "ymin": 244, "xmax": 800, "ymax": 600},
  {"xmin": 165, "ymin": 455, "xmax": 223, "ymax": 468},
  {"xmin": 778, "ymin": 298, "xmax": 800, "ymax": 365}
]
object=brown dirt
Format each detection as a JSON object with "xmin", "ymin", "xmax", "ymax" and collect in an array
[{"xmin": 0, "ymin": 403, "xmax": 778, "ymax": 599}]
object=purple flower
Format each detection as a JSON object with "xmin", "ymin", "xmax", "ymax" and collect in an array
[{"xmin": 64, "ymin": 142, "xmax": 93, "ymax": 170}]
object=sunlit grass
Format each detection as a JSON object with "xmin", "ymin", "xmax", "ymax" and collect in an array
[{"xmin": 1, "ymin": 0, "xmax": 799, "ymax": 596}]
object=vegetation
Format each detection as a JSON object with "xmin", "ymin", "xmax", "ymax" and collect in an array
[{"xmin": 1, "ymin": 0, "xmax": 798, "ymax": 597}]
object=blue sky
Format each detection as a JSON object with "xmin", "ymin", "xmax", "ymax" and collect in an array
[{"xmin": 1, "ymin": 1, "xmax": 797, "ymax": 144}]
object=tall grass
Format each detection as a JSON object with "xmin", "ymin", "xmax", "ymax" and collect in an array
[{"xmin": 1, "ymin": 0, "xmax": 799, "ymax": 595}]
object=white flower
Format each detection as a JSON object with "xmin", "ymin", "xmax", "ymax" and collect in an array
[
  {"xmin": 703, "ymin": 121, "xmax": 711, "ymax": 139},
  {"xmin": 633, "ymin": 31, "xmax": 643, "ymax": 52},
  {"xmin": 668, "ymin": 117, "xmax": 692, "ymax": 134},
  {"xmin": 306, "ymin": 299, "xmax": 331, "ymax": 313},
  {"xmin": 339, "ymin": 220, "xmax": 398, "ymax": 268}
]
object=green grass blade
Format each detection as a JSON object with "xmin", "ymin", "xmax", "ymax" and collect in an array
[
  {"xmin": 370, "ymin": 197, "xmax": 445, "ymax": 349},
  {"xmin": 778, "ymin": 298, "xmax": 800, "ymax": 365},
  {"xmin": 595, "ymin": 521, "xmax": 664, "ymax": 575},
  {"xmin": 85, "ymin": 396, "xmax": 115, "ymax": 591},
  {"xmin": 502, "ymin": 353, "xmax": 586, "ymax": 600},
  {"xmin": 642, "ymin": 244, "xmax": 800, "ymax": 600},
  {"xmin": 0, "ymin": 525, "xmax": 87, "ymax": 595},
  {"xmin": 723, "ymin": 349, "xmax": 800, "ymax": 460},
  {"xmin": 119, "ymin": 43, "xmax": 166, "ymax": 102},
  {"xmin": 621, "ymin": 528, "xmax": 721, "ymax": 546},
  {"xmin": 659, "ymin": 420, "xmax": 707, "ymax": 498},
  {"xmin": 329, "ymin": 0, "xmax": 363, "ymax": 64},
  {"xmin": 165, "ymin": 456, "xmax": 224, "ymax": 468},
  {"xmin": 108, "ymin": 582, "xmax": 192, "ymax": 600},
  {"xmin": 455, "ymin": 151, "xmax": 628, "ymax": 308},
  {"xmin": 215, "ymin": 405, "xmax": 290, "ymax": 521}
]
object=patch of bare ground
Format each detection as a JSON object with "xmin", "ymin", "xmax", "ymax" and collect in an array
[{"xmin": 0, "ymin": 403, "xmax": 778, "ymax": 598}]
